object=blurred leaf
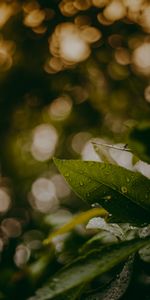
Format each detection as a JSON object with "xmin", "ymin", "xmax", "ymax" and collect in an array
[
  {"xmin": 132, "ymin": 155, "xmax": 140, "ymax": 166},
  {"xmin": 92, "ymin": 143, "xmax": 116, "ymax": 164},
  {"xmin": 44, "ymin": 208, "xmax": 108, "ymax": 245},
  {"xmin": 85, "ymin": 255, "xmax": 134, "ymax": 300},
  {"xmin": 54, "ymin": 284, "xmax": 85, "ymax": 300},
  {"xmin": 28, "ymin": 237, "xmax": 150, "ymax": 300},
  {"xmin": 27, "ymin": 248, "xmax": 55, "ymax": 283},
  {"xmin": 128, "ymin": 124, "xmax": 150, "ymax": 164},
  {"xmin": 80, "ymin": 232, "xmax": 111, "ymax": 254},
  {"xmin": 80, "ymin": 224, "xmax": 125, "ymax": 254},
  {"xmin": 54, "ymin": 159, "xmax": 150, "ymax": 224},
  {"xmin": 0, "ymin": 292, "xmax": 5, "ymax": 300}
]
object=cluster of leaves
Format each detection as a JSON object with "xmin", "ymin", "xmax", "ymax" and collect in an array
[{"xmin": 27, "ymin": 145, "xmax": 150, "ymax": 300}]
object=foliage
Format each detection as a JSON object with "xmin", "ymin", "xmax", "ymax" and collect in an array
[
  {"xmin": 29, "ymin": 237, "xmax": 150, "ymax": 300},
  {"xmin": 54, "ymin": 158, "xmax": 150, "ymax": 224}
]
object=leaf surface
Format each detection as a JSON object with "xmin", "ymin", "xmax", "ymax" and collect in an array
[
  {"xmin": 85, "ymin": 256, "xmax": 134, "ymax": 300},
  {"xmin": 54, "ymin": 159, "xmax": 150, "ymax": 224},
  {"xmin": 28, "ymin": 237, "xmax": 150, "ymax": 300}
]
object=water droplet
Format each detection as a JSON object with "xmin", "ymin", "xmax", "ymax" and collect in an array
[
  {"xmin": 87, "ymin": 178, "xmax": 91, "ymax": 183},
  {"xmin": 65, "ymin": 173, "xmax": 69, "ymax": 177},
  {"xmin": 121, "ymin": 186, "xmax": 128, "ymax": 193},
  {"xmin": 88, "ymin": 162, "xmax": 95, "ymax": 167},
  {"xmin": 139, "ymin": 225, "xmax": 150, "ymax": 238},
  {"xmin": 91, "ymin": 202, "xmax": 101, "ymax": 208},
  {"xmin": 53, "ymin": 277, "xmax": 59, "ymax": 282},
  {"xmin": 105, "ymin": 170, "xmax": 110, "ymax": 175},
  {"xmin": 103, "ymin": 195, "xmax": 112, "ymax": 201}
]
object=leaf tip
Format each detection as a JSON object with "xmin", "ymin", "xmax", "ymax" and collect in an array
[{"xmin": 53, "ymin": 157, "xmax": 60, "ymax": 166}]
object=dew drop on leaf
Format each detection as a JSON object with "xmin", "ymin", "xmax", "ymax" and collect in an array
[
  {"xmin": 65, "ymin": 173, "xmax": 70, "ymax": 177},
  {"xmin": 103, "ymin": 195, "xmax": 112, "ymax": 201},
  {"xmin": 121, "ymin": 186, "xmax": 128, "ymax": 193},
  {"xmin": 53, "ymin": 278, "xmax": 59, "ymax": 282},
  {"xmin": 91, "ymin": 203, "xmax": 101, "ymax": 208}
]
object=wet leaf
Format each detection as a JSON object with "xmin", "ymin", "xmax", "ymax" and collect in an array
[
  {"xmin": 80, "ymin": 223, "xmax": 125, "ymax": 254},
  {"xmin": 85, "ymin": 256, "xmax": 134, "ymax": 300},
  {"xmin": 28, "ymin": 237, "xmax": 150, "ymax": 300},
  {"xmin": 54, "ymin": 284, "xmax": 85, "ymax": 300},
  {"xmin": 54, "ymin": 159, "xmax": 150, "ymax": 224}
]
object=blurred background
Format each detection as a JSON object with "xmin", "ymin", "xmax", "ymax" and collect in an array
[{"xmin": 0, "ymin": 0, "xmax": 150, "ymax": 299}]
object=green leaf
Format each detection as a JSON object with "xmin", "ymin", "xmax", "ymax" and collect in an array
[
  {"xmin": 27, "ymin": 249, "xmax": 55, "ymax": 283},
  {"xmin": 54, "ymin": 284, "xmax": 85, "ymax": 300},
  {"xmin": 80, "ymin": 227, "xmax": 124, "ymax": 254},
  {"xmin": 54, "ymin": 159, "xmax": 150, "ymax": 224},
  {"xmin": 28, "ymin": 237, "xmax": 150, "ymax": 300},
  {"xmin": 84, "ymin": 256, "xmax": 134, "ymax": 300}
]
